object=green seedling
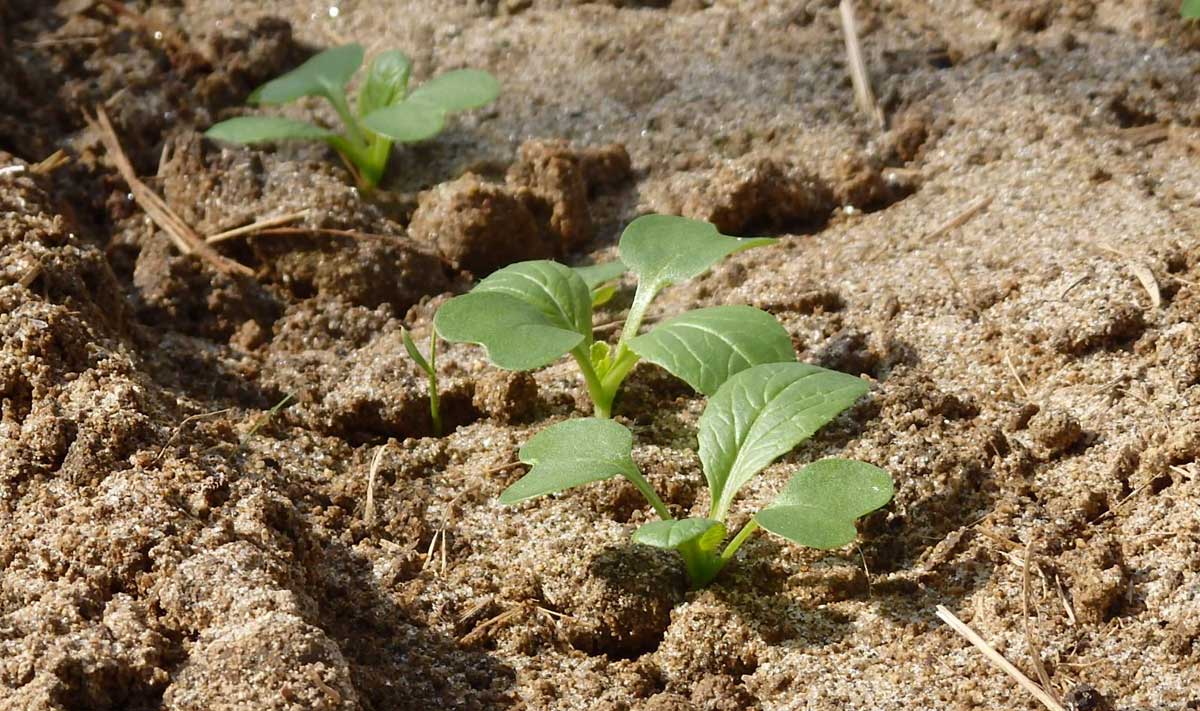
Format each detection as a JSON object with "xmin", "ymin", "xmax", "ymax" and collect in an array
[
  {"xmin": 205, "ymin": 44, "xmax": 499, "ymax": 189},
  {"xmin": 500, "ymin": 362, "xmax": 893, "ymax": 588},
  {"xmin": 435, "ymin": 215, "xmax": 792, "ymax": 417},
  {"xmin": 1185, "ymin": 0, "xmax": 1200, "ymax": 19},
  {"xmin": 402, "ymin": 328, "xmax": 441, "ymax": 436}
]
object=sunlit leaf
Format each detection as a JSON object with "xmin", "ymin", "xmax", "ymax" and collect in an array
[
  {"xmin": 407, "ymin": 69, "xmax": 500, "ymax": 113},
  {"xmin": 361, "ymin": 100, "xmax": 446, "ymax": 142},
  {"xmin": 434, "ymin": 292, "xmax": 584, "ymax": 371},
  {"xmin": 358, "ymin": 50, "xmax": 412, "ymax": 116},
  {"xmin": 633, "ymin": 518, "xmax": 725, "ymax": 551},
  {"xmin": 573, "ymin": 259, "xmax": 627, "ymax": 290},
  {"xmin": 250, "ymin": 43, "xmax": 364, "ymax": 104},
  {"xmin": 619, "ymin": 215, "xmax": 775, "ymax": 293},
  {"xmin": 204, "ymin": 116, "xmax": 335, "ymax": 144},
  {"xmin": 755, "ymin": 459, "xmax": 892, "ymax": 549},
  {"xmin": 629, "ymin": 305, "xmax": 795, "ymax": 396},
  {"xmin": 501, "ymin": 418, "xmax": 639, "ymax": 504},
  {"xmin": 699, "ymin": 362, "xmax": 869, "ymax": 519}
]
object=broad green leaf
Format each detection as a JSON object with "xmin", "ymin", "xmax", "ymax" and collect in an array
[
  {"xmin": 619, "ymin": 215, "xmax": 775, "ymax": 292},
  {"xmin": 250, "ymin": 43, "xmax": 364, "ymax": 104},
  {"xmin": 361, "ymin": 100, "xmax": 446, "ymax": 142},
  {"xmin": 204, "ymin": 116, "xmax": 335, "ymax": 144},
  {"xmin": 573, "ymin": 259, "xmax": 627, "ymax": 290},
  {"xmin": 754, "ymin": 459, "xmax": 893, "ymax": 549},
  {"xmin": 401, "ymin": 328, "xmax": 432, "ymax": 376},
  {"xmin": 1185, "ymin": 0, "xmax": 1200, "ymax": 19},
  {"xmin": 633, "ymin": 518, "xmax": 725, "ymax": 551},
  {"xmin": 407, "ymin": 69, "xmax": 500, "ymax": 113},
  {"xmin": 473, "ymin": 261, "xmax": 594, "ymax": 340},
  {"xmin": 358, "ymin": 50, "xmax": 412, "ymax": 116},
  {"xmin": 501, "ymin": 418, "xmax": 638, "ymax": 504},
  {"xmin": 699, "ymin": 362, "xmax": 870, "ymax": 519},
  {"xmin": 434, "ymin": 292, "xmax": 584, "ymax": 370},
  {"xmin": 629, "ymin": 305, "xmax": 796, "ymax": 396}
]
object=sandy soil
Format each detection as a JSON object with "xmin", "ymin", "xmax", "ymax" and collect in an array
[{"xmin": 3, "ymin": 0, "xmax": 1200, "ymax": 709}]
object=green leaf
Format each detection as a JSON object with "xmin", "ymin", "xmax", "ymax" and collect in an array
[
  {"xmin": 1184, "ymin": 0, "xmax": 1200, "ymax": 19},
  {"xmin": 619, "ymin": 215, "xmax": 775, "ymax": 292},
  {"xmin": 250, "ymin": 43, "xmax": 364, "ymax": 104},
  {"xmin": 434, "ymin": 292, "xmax": 584, "ymax": 371},
  {"xmin": 358, "ymin": 50, "xmax": 412, "ymax": 116},
  {"xmin": 407, "ymin": 69, "xmax": 500, "ymax": 113},
  {"xmin": 473, "ymin": 261, "xmax": 594, "ymax": 339},
  {"xmin": 633, "ymin": 518, "xmax": 725, "ymax": 551},
  {"xmin": 591, "ymin": 283, "xmax": 618, "ymax": 308},
  {"xmin": 204, "ymin": 116, "xmax": 335, "ymax": 144},
  {"xmin": 754, "ymin": 459, "xmax": 893, "ymax": 549},
  {"xmin": 361, "ymin": 100, "xmax": 446, "ymax": 142},
  {"xmin": 573, "ymin": 259, "xmax": 627, "ymax": 290},
  {"xmin": 699, "ymin": 362, "xmax": 870, "ymax": 519},
  {"xmin": 629, "ymin": 305, "xmax": 796, "ymax": 396},
  {"xmin": 401, "ymin": 328, "xmax": 432, "ymax": 376},
  {"xmin": 501, "ymin": 418, "xmax": 639, "ymax": 504}
]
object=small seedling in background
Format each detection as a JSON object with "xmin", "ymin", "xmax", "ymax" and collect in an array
[
  {"xmin": 205, "ymin": 44, "xmax": 499, "ymax": 189},
  {"xmin": 435, "ymin": 215, "xmax": 794, "ymax": 417},
  {"xmin": 403, "ymin": 328, "xmax": 442, "ymax": 436},
  {"xmin": 500, "ymin": 362, "xmax": 893, "ymax": 588}
]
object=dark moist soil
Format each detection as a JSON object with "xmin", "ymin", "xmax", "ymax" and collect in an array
[{"xmin": 3, "ymin": 1, "xmax": 1200, "ymax": 709}]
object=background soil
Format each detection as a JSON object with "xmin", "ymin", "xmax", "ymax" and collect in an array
[{"xmin": 3, "ymin": 0, "xmax": 1200, "ymax": 709}]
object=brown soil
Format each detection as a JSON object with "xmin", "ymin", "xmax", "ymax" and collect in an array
[{"xmin": 3, "ymin": 1, "xmax": 1200, "ymax": 709}]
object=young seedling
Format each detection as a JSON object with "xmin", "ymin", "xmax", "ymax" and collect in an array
[
  {"xmin": 434, "ymin": 215, "xmax": 795, "ymax": 417},
  {"xmin": 402, "ymin": 328, "xmax": 442, "ymax": 436},
  {"xmin": 205, "ymin": 44, "xmax": 500, "ymax": 189},
  {"xmin": 498, "ymin": 362, "xmax": 893, "ymax": 588}
]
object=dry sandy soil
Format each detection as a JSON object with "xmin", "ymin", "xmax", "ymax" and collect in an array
[{"xmin": 3, "ymin": 0, "xmax": 1200, "ymax": 709}]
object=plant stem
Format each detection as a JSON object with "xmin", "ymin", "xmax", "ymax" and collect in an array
[
  {"xmin": 718, "ymin": 519, "xmax": 759, "ymax": 564},
  {"xmin": 622, "ymin": 470, "xmax": 672, "ymax": 522},
  {"xmin": 428, "ymin": 331, "xmax": 442, "ymax": 437},
  {"xmin": 572, "ymin": 348, "xmax": 613, "ymax": 418},
  {"xmin": 612, "ymin": 283, "xmax": 658, "ymax": 365}
]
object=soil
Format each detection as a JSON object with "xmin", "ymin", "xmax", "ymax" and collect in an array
[{"xmin": 2, "ymin": 0, "xmax": 1200, "ymax": 709}]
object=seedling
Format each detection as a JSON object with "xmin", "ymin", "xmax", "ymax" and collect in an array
[
  {"xmin": 1185, "ymin": 0, "xmax": 1200, "ymax": 19},
  {"xmin": 500, "ymin": 362, "xmax": 893, "ymax": 588},
  {"xmin": 205, "ymin": 44, "xmax": 500, "ymax": 189},
  {"xmin": 402, "ymin": 328, "xmax": 441, "ymax": 436},
  {"xmin": 435, "ymin": 215, "xmax": 794, "ymax": 417}
]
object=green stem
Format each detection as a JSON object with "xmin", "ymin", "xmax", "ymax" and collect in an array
[
  {"xmin": 428, "ymin": 331, "xmax": 442, "ymax": 437},
  {"xmin": 612, "ymin": 283, "xmax": 659, "ymax": 365},
  {"xmin": 621, "ymin": 470, "xmax": 672, "ymax": 521},
  {"xmin": 325, "ymin": 89, "xmax": 369, "ymax": 149},
  {"xmin": 718, "ymin": 519, "xmax": 760, "ymax": 564},
  {"xmin": 572, "ymin": 349, "xmax": 612, "ymax": 418}
]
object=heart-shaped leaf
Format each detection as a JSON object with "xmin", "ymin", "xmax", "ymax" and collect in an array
[
  {"xmin": 358, "ymin": 50, "xmax": 412, "ymax": 116},
  {"xmin": 619, "ymin": 215, "xmax": 775, "ymax": 294},
  {"xmin": 407, "ymin": 69, "xmax": 500, "ymax": 113},
  {"xmin": 205, "ymin": 116, "xmax": 335, "ymax": 144},
  {"xmin": 629, "ymin": 305, "xmax": 796, "ymax": 396},
  {"xmin": 501, "ymin": 418, "xmax": 638, "ymax": 504},
  {"xmin": 434, "ymin": 292, "xmax": 584, "ymax": 371},
  {"xmin": 250, "ymin": 43, "xmax": 364, "ymax": 104},
  {"xmin": 633, "ymin": 518, "xmax": 725, "ymax": 551},
  {"xmin": 754, "ymin": 459, "xmax": 893, "ymax": 549},
  {"xmin": 699, "ymin": 362, "xmax": 869, "ymax": 519},
  {"xmin": 362, "ymin": 100, "xmax": 446, "ymax": 142}
]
